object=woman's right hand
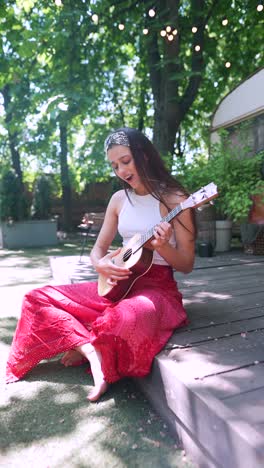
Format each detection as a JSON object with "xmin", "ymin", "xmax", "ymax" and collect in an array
[{"xmin": 94, "ymin": 248, "xmax": 132, "ymax": 285}]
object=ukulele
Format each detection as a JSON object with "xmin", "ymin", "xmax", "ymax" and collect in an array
[{"xmin": 98, "ymin": 182, "xmax": 218, "ymax": 302}]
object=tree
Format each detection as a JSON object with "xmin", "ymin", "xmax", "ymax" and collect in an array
[
  {"xmin": 92, "ymin": 0, "xmax": 264, "ymax": 160},
  {"xmin": 1, "ymin": 0, "xmax": 263, "ymax": 230},
  {"xmin": 0, "ymin": 2, "xmax": 36, "ymax": 192}
]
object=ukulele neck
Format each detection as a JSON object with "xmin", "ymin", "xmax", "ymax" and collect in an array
[{"xmin": 133, "ymin": 203, "xmax": 182, "ymax": 254}]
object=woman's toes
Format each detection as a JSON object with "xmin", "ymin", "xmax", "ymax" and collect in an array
[
  {"xmin": 61, "ymin": 350, "xmax": 84, "ymax": 367},
  {"xmin": 87, "ymin": 381, "xmax": 109, "ymax": 402}
]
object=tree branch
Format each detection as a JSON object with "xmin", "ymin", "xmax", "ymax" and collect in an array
[
  {"xmin": 180, "ymin": 0, "xmax": 221, "ymax": 118},
  {"xmin": 146, "ymin": 32, "xmax": 161, "ymax": 105}
]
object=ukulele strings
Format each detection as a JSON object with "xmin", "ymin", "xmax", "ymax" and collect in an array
[{"xmin": 131, "ymin": 204, "xmax": 182, "ymax": 256}]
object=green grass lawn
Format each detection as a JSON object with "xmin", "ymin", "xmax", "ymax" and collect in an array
[{"xmin": 0, "ymin": 240, "xmax": 194, "ymax": 468}]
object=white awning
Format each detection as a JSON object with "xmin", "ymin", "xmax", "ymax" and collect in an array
[{"xmin": 211, "ymin": 68, "xmax": 264, "ymax": 132}]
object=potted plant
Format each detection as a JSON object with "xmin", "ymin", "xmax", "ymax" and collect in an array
[
  {"xmin": 176, "ymin": 139, "xmax": 264, "ymax": 252},
  {"xmin": 0, "ymin": 171, "xmax": 58, "ymax": 249},
  {"xmin": 208, "ymin": 141, "xmax": 264, "ymax": 252}
]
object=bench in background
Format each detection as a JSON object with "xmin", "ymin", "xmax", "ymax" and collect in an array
[{"xmin": 78, "ymin": 212, "xmax": 105, "ymax": 260}]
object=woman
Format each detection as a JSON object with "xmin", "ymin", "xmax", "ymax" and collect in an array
[{"xmin": 6, "ymin": 127, "xmax": 195, "ymax": 402}]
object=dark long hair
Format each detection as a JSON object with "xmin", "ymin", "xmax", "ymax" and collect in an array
[
  {"xmin": 107, "ymin": 127, "xmax": 196, "ymax": 235},
  {"xmin": 108, "ymin": 127, "xmax": 189, "ymax": 208}
]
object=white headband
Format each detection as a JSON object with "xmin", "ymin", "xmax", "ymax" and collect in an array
[{"xmin": 104, "ymin": 131, "xmax": 130, "ymax": 152}]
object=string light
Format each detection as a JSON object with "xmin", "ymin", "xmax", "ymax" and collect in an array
[
  {"xmin": 87, "ymin": 4, "xmax": 262, "ymax": 60},
  {"xmin": 159, "ymin": 27, "xmax": 178, "ymax": 42},
  {"xmin": 55, "ymin": 0, "xmax": 63, "ymax": 5},
  {"xmin": 148, "ymin": 8, "xmax": 156, "ymax": 17},
  {"xmin": 91, "ymin": 14, "xmax": 98, "ymax": 23}
]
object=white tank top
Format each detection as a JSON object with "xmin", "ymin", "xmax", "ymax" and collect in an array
[{"xmin": 118, "ymin": 191, "xmax": 176, "ymax": 266}]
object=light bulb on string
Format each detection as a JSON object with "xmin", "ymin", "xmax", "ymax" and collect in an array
[
  {"xmin": 192, "ymin": 26, "xmax": 198, "ymax": 33},
  {"xmin": 160, "ymin": 30, "xmax": 166, "ymax": 37},
  {"xmin": 173, "ymin": 29, "xmax": 178, "ymax": 35},
  {"xmin": 91, "ymin": 14, "xmax": 98, "ymax": 24},
  {"xmin": 222, "ymin": 18, "xmax": 228, "ymax": 26},
  {"xmin": 225, "ymin": 61, "xmax": 231, "ymax": 68},
  {"xmin": 168, "ymin": 34, "xmax": 174, "ymax": 41},
  {"xmin": 143, "ymin": 28, "xmax": 149, "ymax": 35},
  {"xmin": 195, "ymin": 45, "xmax": 201, "ymax": 51},
  {"xmin": 55, "ymin": 0, "xmax": 63, "ymax": 6},
  {"xmin": 148, "ymin": 8, "xmax": 156, "ymax": 17},
  {"xmin": 166, "ymin": 26, "xmax": 172, "ymax": 32},
  {"xmin": 118, "ymin": 23, "xmax": 125, "ymax": 30},
  {"xmin": 257, "ymin": 4, "xmax": 263, "ymax": 11}
]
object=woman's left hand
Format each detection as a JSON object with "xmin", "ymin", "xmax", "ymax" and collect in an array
[{"xmin": 151, "ymin": 222, "xmax": 172, "ymax": 249}]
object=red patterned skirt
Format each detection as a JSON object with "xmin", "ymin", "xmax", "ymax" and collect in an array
[{"xmin": 6, "ymin": 265, "xmax": 188, "ymax": 384}]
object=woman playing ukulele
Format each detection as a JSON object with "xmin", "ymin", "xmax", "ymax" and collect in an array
[{"xmin": 6, "ymin": 128, "xmax": 196, "ymax": 402}]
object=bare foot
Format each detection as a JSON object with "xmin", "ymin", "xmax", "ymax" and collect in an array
[
  {"xmin": 87, "ymin": 380, "xmax": 109, "ymax": 402},
  {"xmin": 61, "ymin": 350, "xmax": 86, "ymax": 367},
  {"xmin": 75, "ymin": 343, "xmax": 109, "ymax": 402}
]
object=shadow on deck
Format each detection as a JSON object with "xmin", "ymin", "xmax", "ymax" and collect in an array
[{"xmin": 49, "ymin": 250, "xmax": 264, "ymax": 468}]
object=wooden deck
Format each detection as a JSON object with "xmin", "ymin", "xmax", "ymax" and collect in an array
[{"xmin": 49, "ymin": 250, "xmax": 264, "ymax": 468}]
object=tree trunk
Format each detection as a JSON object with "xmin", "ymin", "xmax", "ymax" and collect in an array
[
  {"xmin": 147, "ymin": 0, "xmax": 182, "ymax": 158},
  {"xmin": 59, "ymin": 121, "xmax": 72, "ymax": 231},
  {"xmin": 1, "ymin": 84, "xmax": 24, "ymax": 187},
  {"xmin": 146, "ymin": 0, "xmax": 215, "ymax": 163}
]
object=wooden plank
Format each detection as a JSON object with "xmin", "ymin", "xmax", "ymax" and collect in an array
[
  {"xmin": 187, "ymin": 363, "xmax": 264, "ymax": 400},
  {"xmin": 186, "ymin": 266, "xmax": 264, "ymax": 281},
  {"xmin": 165, "ymin": 330, "xmax": 264, "ymax": 380},
  {"xmin": 178, "ymin": 271, "xmax": 262, "ymax": 290},
  {"xmin": 177, "ymin": 261, "xmax": 264, "ymax": 282},
  {"xmin": 182, "ymin": 306, "xmax": 263, "ymax": 326},
  {"xmin": 179, "ymin": 306, "xmax": 264, "ymax": 331},
  {"xmin": 179, "ymin": 276, "xmax": 264, "ymax": 298},
  {"xmin": 180, "ymin": 272, "xmax": 263, "ymax": 288},
  {"xmin": 181, "ymin": 285, "xmax": 264, "ymax": 302},
  {"xmin": 167, "ymin": 316, "xmax": 264, "ymax": 348},
  {"xmin": 193, "ymin": 253, "xmax": 264, "ymax": 270},
  {"xmin": 178, "ymin": 277, "xmax": 263, "ymax": 294},
  {"xmin": 182, "ymin": 291, "xmax": 264, "ymax": 313}
]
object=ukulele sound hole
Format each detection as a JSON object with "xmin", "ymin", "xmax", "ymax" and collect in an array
[{"xmin": 123, "ymin": 248, "xmax": 132, "ymax": 262}]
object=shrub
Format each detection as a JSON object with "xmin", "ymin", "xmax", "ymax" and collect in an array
[
  {"xmin": 0, "ymin": 170, "xmax": 29, "ymax": 221},
  {"xmin": 31, "ymin": 175, "xmax": 52, "ymax": 220},
  {"xmin": 176, "ymin": 140, "xmax": 264, "ymax": 222}
]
